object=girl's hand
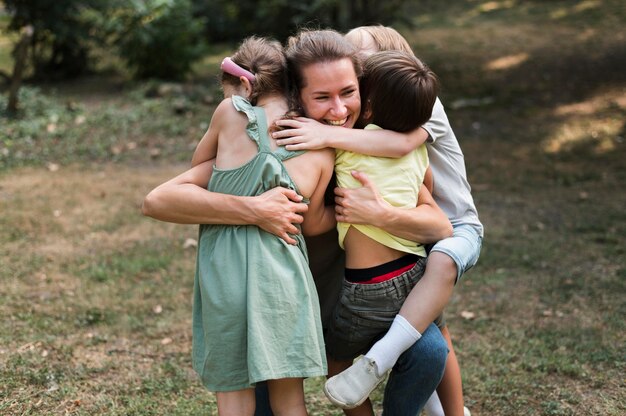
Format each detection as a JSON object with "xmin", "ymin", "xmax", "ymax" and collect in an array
[
  {"xmin": 272, "ymin": 117, "xmax": 334, "ymax": 150},
  {"xmin": 334, "ymin": 171, "xmax": 389, "ymax": 226}
]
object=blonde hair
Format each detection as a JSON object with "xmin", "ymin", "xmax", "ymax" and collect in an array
[
  {"xmin": 346, "ymin": 25, "xmax": 414, "ymax": 55},
  {"xmin": 222, "ymin": 36, "xmax": 287, "ymax": 105}
]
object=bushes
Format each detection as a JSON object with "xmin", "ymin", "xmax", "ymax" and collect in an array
[
  {"xmin": 3, "ymin": 0, "xmax": 206, "ymax": 81},
  {"xmin": 2, "ymin": 0, "xmax": 413, "ymax": 81},
  {"xmin": 107, "ymin": 0, "xmax": 205, "ymax": 80}
]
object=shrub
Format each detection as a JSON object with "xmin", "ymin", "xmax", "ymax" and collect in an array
[{"xmin": 109, "ymin": 0, "xmax": 206, "ymax": 80}]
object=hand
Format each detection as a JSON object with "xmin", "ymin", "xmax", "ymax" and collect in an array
[
  {"xmin": 252, "ymin": 187, "xmax": 309, "ymax": 245},
  {"xmin": 334, "ymin": 171, "xmax": 389, "ymax": 226},
  {"xmin": 272, "ymin": 117, "xmax": 333, "ymax": 150}
]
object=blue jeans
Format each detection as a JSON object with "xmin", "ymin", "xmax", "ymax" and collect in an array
[
  {"xmin": 382, "ymin": 323, "xmax": 448, "ymax": 415},
  {"xmin": 254, "ymin": 322, "xmax": 447, "ymax": 416}
]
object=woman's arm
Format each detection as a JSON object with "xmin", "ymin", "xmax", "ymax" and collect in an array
[
  {"xmin": 272, "ymin": 117, "xmax": 429, "ymax": 158},
  {"xmin": 334, "ymin": 170, "xmax": 452, "ymax": 243},
  {"xmin": 142, "ymin": 161, "xmax": 309, "ymax": 245}
]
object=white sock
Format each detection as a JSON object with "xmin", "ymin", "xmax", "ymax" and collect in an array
[
  {"xmin": 365, "ymin": 314, "xmax": 421, "ymax": 375},
  {"xmin": 423, "ymin": 391, "xmax": 445, "ymax": 416}
]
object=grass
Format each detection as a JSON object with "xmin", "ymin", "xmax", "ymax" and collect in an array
[{"xmin": 1, "ymin": 1, "xmax": 625, "ymax": 415}]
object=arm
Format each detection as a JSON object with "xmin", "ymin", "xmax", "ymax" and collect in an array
[
  {"xmin": 142, "ymin": 161, "xmax": 309, "ymax": 245},
  {"xmin": 334, "ymin": 170, "xmax": 452, "ymax": 244},
  {"xmin": 190, "ymin": 98, "xmax": 231, "ymax": 167},
  {"xmin": 272, "ymin": 117, "xmax": 429, "ymax": 158},
  {"xmin": 301, "ymin": 151, "xmax": 337, "ymax": 236}
]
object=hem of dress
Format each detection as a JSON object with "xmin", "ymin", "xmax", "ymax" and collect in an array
[{"xmin": 201, "ymin": 369, "xmax": 328, "ymax": 392}]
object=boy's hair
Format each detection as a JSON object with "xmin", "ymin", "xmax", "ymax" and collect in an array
[
  {"xmin": 222, "ymin": 36, "xmax": 287, "ymax": 105},
  {"xmin": 360, "ymin": 51, "xmax": 438, "ymax": 132},
  {"xmin": 284, "ymin": 29, "xmax": 362, "ymax": 112},
  {"xmin": 346, "ymin": 25, "xmax": 414, "ymax": 55}
]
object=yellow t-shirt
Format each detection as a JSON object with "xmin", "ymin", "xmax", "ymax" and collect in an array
[{"xmin": 335, "ymin": 124, "xmax": 429, "ymax": 257}]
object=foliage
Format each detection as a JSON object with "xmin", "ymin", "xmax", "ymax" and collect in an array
[
  {"xmin": 2, "ymin": 0, "xmax": 206, "ymax": 81},
  {"xmin": 0, "ymin": 83, "xmax": 216, "ymax": 170},
  {"xmin": 3, "ymin": 0, "xmax": 106, "ymax": 79},
  {"xmin": 193, "ymin": 0, "xmax": 413, "ymax": 42},
  {"xmin": 102, "ymin": 0, "xmax": 206, "ymax": 80}
]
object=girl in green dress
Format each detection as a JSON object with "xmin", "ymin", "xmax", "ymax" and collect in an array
[{"xmin": 146, "ymin": 37, "xmax": 336, "ymax": 415}]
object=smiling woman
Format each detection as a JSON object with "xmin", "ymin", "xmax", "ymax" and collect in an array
[
  {"xmin": 262, "ymin": 28, "xmax": 450, "ymax": 416},
  {"xmin": 284, "ymin": 29, "xmax": 362, "ymax": 128},
  {"xmin": 297, "ymin": 58, "xmax": 361, "ymax": 128}
]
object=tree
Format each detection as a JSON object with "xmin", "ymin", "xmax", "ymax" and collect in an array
[
  {"xmin": 6, "ymin": 26, "xmax": 33, "ymax": 115},
  {"xmin": 194, "ymin": 0, "xmax": 414, "ymax": 43},
  {"xmin": 105, "ymin": 0, "xmax": 205, "ymax": 80},
  {"xmin": 3, "ymin": 0, "xmax": 106, "ymax": 79}
]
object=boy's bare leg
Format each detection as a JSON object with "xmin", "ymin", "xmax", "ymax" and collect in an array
[
  {"xmin": 398, "ymin": 252, "xmax": 456, "ymax": 333},
  {"xmin": 216, "ymin": 388, "xmax": 256, "ymax": 416},
  {"xmin": 267, "ymin": 378, "xmax": 308, "ymax": 416}
]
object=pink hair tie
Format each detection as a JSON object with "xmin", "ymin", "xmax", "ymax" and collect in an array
[{"xmin": 221, "ymin": 57, "xmax": 256, "ymax": 82}]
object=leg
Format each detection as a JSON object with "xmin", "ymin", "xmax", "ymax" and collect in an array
[
  {"xmin": 401, "ymin": 224, "xmax": 482, "ymax": 335},
  {"xmin": 267, "ymin": 378, "xmax": 308, "ymax": 416},
  {"xmin": 436, "ymin": 326, "xmax": 466, "ymax": 416},
  {"xmin": 398, "ymin": 252, "xmax": 457, "ymax": 333},
  {"xmin": 216, "ymin": 389, "xmax": 256, "ymax": 416},
  {"xmin": 363, "ymin": 254, "xmax": 456, "ymax": 378},
  {"xmin": 382, "ymin": 322, "xmax": 448, "ymax": 416}
]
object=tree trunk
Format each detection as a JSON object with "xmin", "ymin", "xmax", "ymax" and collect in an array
[{"xmin": 6, "ymin": 26, "xmax": 34, "ymax": 115}]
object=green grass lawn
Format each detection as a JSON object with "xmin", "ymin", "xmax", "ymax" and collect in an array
[{"xmin": 1, "ymin": 1, "xmax": 625, "ymax": 415}]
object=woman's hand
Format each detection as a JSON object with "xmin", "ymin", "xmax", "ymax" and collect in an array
[
  {"xmin": 251, "ymin": 187, "xmax": 309, "ymax": 245},
  {"xmin": 334, "ymin": 171, "xmax": 452, "ymax": 243},
  {"xmin": 272, "ymin": 117, "xmax": 336, "ymax": 150},
  {"xmin": 334, "ymin": 171, "xmax": 389, "ymax": 227}
]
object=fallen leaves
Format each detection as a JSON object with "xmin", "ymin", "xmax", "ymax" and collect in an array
[{"xmin": 460, "ymin": 310, "xmax": 476, "ymax": 320}]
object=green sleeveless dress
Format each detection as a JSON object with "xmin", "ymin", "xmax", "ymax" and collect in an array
[{"xmin": 192, "ymin": 96, "xmax": 327, "ymax": 392}]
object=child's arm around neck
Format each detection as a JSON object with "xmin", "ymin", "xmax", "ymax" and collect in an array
[{"xmin": 273, "ymin": 117, "xmax": 429, "ymax": 158}]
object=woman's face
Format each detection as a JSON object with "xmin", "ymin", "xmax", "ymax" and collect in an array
[{"xmin": 298, "ymin": 58, "xmax": 361, "ymax": 129}]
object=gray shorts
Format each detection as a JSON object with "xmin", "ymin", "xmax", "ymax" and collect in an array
[{"xmin": 325, "ymin": 257, "xmax": 429, "ymax": 361}]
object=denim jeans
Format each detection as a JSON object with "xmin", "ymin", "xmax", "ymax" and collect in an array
[
  {"xmin": 382, "ymin": 322, "xmax": 448, "ymax": 415},
  {"xmin": 430, "ymin": 223, "xmax": 482, "ymax": 283},
  {"xmin": 253, "ymin": 322, "xmax": 447, "ymax": 416},
  {"xmin": 325, "ymin": 259, "xmax": 427, "ymax": 361}
]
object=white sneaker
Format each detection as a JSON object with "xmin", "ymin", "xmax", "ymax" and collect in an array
[
  {"xmin": 464, "ymin": 406, "xmax": 472, "ymax": 416},
  {"xmin": 324, "ymin": 356, "xmax": 386, "ymax": 409}
]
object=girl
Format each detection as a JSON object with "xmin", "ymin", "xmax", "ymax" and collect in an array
[{"xmin": 143, "ymin": 36, "xmax": 336, "ymax": 415}]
